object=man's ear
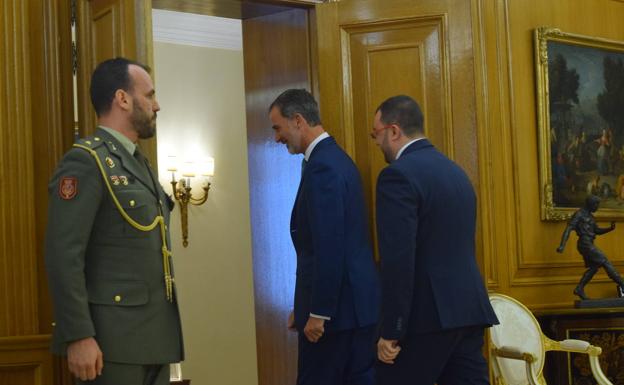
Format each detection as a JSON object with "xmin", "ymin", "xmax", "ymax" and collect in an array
[
  {"xmin": 114, "ymin": 89, "xmax": 131, "ymax": 112},
  {"xmin": 389, "ymin": 124, "xmax": 403, "ymax": 140},
  {"xmin": 294, "ymin": 113, "xmax": 306, "ymax": 128}
]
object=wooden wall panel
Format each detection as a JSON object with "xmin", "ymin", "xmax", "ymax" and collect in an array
[
  {"xmin": 243, "ymin": 8, "xmax": 312, "ymax": 385},
  {"xmin": 0, "ymin": 0, "xmax": 72, "ymax": 384},
  {"xmin": 0, "ymin": 336, "xmax": 54, "ymax": 385},
  {"xmin": 31, "ymin": 0, "xmax": 75, "ymax": 337},
  {"xmin": 0, "ymin": 0, "xmax": 39, "ymax": 338},
  {"xmin": 475, "ymin": 0, "xmax": 624, "ymax": 309}
]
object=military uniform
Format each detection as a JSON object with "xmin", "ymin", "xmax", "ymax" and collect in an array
[{"xmin": 45, "ymin": 127, "xmax": 183, "ymax": 383}]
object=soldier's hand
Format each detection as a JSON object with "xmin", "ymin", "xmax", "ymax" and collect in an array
[{"xmin": 67, "ymin": 337, "xmax": 103, "ymax": 381}]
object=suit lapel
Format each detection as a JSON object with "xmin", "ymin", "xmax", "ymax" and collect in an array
[
  {"xmin": 97, "ymin": 129, "xmax": 158, "ymax": 197},
  {"xmin": 290, "ymin": 137, "xmax": 334, "ymax": 238}
]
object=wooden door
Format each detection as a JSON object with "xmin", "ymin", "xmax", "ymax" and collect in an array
[
  {"xmin": 315, "ymin": 0, "xmax": 482, "ymax": 264},
  {"xmin": 76, "ymin": 0, "xmax": 157, "ymax": 163},
  {"xmin": 243, "ymin": 8, "xmax": 315, "ymax": 385}
]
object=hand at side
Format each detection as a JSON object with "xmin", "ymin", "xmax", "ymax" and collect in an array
[
  {"xmin": 304, "ymin": 316, "xmax": 325, "ymax": 343},
  {"xmin": 377, "ymin": 337, "xmax": 401, "ymax": 364},
  {"xmin": 67, "ymin": 337, "xmax": 103, "ymax": 381}
]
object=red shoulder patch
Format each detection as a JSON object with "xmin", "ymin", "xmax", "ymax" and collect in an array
[{"xmin": 59, "ymin": 177, "xmax": 78, "ymax": 200}]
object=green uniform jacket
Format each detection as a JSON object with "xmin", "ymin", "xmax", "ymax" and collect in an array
[{"xmin": 45, "ymin": 128, "xmax": 184, "ymax": 364}]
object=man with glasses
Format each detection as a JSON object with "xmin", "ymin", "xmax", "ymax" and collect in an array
[{"xmin": 371, "ymin": 95, "xmax": 498, "ymax": 385}]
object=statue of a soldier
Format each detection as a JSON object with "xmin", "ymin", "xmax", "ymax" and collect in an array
[{"xmin": 557, "ymin": 195, "xmax": 624, "ymax": 300}]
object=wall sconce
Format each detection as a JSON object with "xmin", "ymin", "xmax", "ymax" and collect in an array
[{"xmin": 167, "ymin": 156, "xmax": 214, "ymax": 247}]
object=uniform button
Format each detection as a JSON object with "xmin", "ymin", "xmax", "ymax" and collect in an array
[
  {"xmin": 114, "ymin": 295, "xmax": 122, "ymax": 303},
  {"xmin": 165, "ymin": 225, "xmax": 168, "ymax": 230},
  {"xmin": 51, "ymin": 322, "xmax": 56, "ymax": 327},
  {"xmin": 130, "ymin": 200, "xmax": 136, "ymax": 207}
]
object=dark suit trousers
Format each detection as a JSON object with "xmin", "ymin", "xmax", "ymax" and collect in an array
[
  {"xmin": 298, "ymin": 325, "xmax": 376, "ymax": 385},
  {"xmin": 76, "ymin": 362, "xmax": 169, "ymax": 385},
  {"xmin": 376, "ymin": 326, "xmax": 490, "ymax": 385}
]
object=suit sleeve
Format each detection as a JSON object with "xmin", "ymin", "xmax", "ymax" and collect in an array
[
  {"xmin": 304, "ymin": 162, "xmax": 346, "ymax": 319},
  {"xmin": 45, "ymin": 148, "xmax": 103, "ymax": 347},
  {"xmin": 376, "ymin": 166, "xmax": 418, "ymax": 340}
]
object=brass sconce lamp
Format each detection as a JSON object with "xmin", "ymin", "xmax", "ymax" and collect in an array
[{"xmin": 167, "ymin": 156, "xmax": 214, "ymax": 247}]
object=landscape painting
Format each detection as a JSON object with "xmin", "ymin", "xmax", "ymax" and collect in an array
[{"xmin": 536, "ymin": 28, "xmax": 624, "ymax": 220}]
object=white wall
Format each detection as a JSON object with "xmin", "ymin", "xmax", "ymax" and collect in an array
[{"xmin": 153, "ymin": 37, "xmax": 258, "ymax": 385}]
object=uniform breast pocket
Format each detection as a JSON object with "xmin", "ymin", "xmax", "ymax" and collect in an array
[
  {"xmin": 87, "ymin": 280, "xmax": 149, "ymax": 307},
  {"xmin": 115, "ymin": 190, "xmax": 158, "ymax": 237}
]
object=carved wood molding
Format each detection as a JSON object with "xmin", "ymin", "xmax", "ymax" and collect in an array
[{"xmin": 0, "ymin": 335, "xmax": 54, "ymax": 385}]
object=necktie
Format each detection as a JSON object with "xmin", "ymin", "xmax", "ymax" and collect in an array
[
  {"xmin": 134, "ymin": 148, "xmax": 156, "ymax": 191},
  {"xmin": 301, "ymin": 158, "xmax": 307, "ymax": 176}
]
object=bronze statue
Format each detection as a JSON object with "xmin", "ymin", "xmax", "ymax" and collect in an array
[{"xmin": 557, "ymin": 195, "xmax": 624, "ymax": 300}]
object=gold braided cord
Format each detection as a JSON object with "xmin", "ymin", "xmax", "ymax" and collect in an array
[
  {"xmin": 73, "ymin": 144, "xmax": 161, "ymax": 231},
  {"xmin": 73, "ymin": 143, "xmax": 174, "ymax": 301}
]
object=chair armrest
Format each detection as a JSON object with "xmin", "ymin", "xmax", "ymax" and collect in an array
[
  {"xmin": 491, "ymin": 346, "xmax": 539, "ymax": 385},
  {"xmin": 493, "ymin": 346, "xmax": 535, "ymax": 362},
  {"xmin": 548, "ymin": 338, "xmax": 602, "ymax": 356},
  {"xmin": 546, "ymin": 339, "xmax": 613, "ymax": 385}
]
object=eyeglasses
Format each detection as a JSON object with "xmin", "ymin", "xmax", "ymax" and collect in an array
[{"xmin": 370, "ymin": 125, "xmax": 391, "ymax": 140}]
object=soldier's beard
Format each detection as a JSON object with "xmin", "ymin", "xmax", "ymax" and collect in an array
[{"xmin": 131, "ymin": 104, "xmax": 156, "ymax": 139}]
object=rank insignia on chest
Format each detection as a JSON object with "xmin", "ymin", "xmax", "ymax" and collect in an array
[
  {"xmin": 59, "ymin": 177, "xmax": 78, "ymax": 200},
  {"xmin": 105, "ymin": 157, "xmax": 115, "ymax": 168},
  {"xmin": 119, "ymin": 175, "xmax": 129, "ymax": 185},
  {"xmin": 111, "ymin": 175, "xmax": 120, "ymax": 185}
]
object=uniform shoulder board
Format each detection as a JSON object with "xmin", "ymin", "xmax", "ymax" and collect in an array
[{"xmin": 75, "ymin": 135, "xmax": 105, "ymax": 150}]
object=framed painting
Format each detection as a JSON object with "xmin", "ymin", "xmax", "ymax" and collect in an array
[{"xmin": 535, "ymin": 27, "xmax": 624, "ymax": 220}]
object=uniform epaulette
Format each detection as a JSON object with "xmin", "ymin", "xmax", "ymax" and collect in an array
[{"xmin": 75, "ymin": 135, "xmax": 105, "ymax": 150}]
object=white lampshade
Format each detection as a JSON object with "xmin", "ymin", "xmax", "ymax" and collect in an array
[
  {"xmin": 181, "ymin": 160, "xmax": 196, "ymax": 178},
  {"xmin": 166, "ymin": 155, "xmax": 178, "ymax": 172},
  {"xmin": 201, "ymin": 157, "xmax": 215, "ymax": 177}
]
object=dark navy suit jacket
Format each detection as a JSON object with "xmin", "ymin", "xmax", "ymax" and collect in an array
[
  {"xmin": 291, "ymin": 136, "xmax": 379, "ymax": 333},
  {"xmin": 376, "ymin": 139, "xmax": 498, "ymax": 340}
]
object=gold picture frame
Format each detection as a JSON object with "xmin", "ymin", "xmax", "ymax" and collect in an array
[{"xmin": 535, "ymin": 27, "xmax": 624, "ymax": 220}]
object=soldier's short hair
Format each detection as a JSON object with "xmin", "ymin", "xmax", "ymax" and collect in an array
[{"xmin": 90, "ymin": 57, "xmax": 150, "ymax": 117}]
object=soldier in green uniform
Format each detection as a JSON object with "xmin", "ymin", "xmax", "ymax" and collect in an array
[{"xmin": 45, "ymin": 57, "xmax": 183, "ymax": 384}]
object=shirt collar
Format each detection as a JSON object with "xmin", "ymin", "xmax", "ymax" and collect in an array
[
  {"xmin": 396, "ymin": 137, "xmax": 425, "ymax": 160},
  {"xmin": 99, "ymin": 125, "xmax": 136, "ymax": 155},
  {"xmin": 304, "ymin": 132, "xmax": 330, "ymax": 161}
]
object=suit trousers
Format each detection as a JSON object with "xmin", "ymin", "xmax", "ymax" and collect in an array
[
  {"xmin": 75, "ymin": 362, "xmax": 169, "ymax": 385},
  {"xmin": 376, "ymin": 326, "xmax": 490, "ymax": 385},
  {"xmin": 297, "ymin": 325, "xmax": 376, "ymax": 385}
]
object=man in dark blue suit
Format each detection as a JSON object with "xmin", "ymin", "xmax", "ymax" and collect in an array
[
  {"xmin": 371, "ymin": 95, "xmax": 498, "ymax": 385},
  {"xmin": 269, "ymin": 89, "xmax": 380, "ymax": 385}
]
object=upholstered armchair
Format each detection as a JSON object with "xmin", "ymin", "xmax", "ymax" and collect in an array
[{"xmin": 488, "ymin": 293, "xmax": 612, "ymax": 385}]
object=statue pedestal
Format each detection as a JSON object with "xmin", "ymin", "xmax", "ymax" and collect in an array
[{"xmin": 575, "ymin": 297, "xmax": 624, "ymax": 308}]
